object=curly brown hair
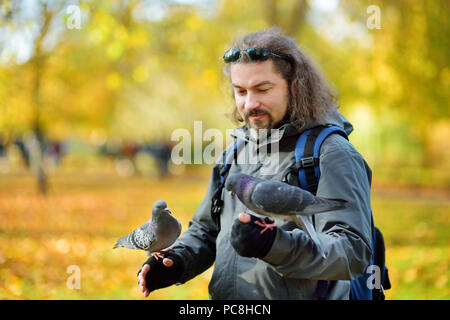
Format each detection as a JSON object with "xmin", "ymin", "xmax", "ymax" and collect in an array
[{"xmin": 223, "ymin": 27, "xmax": 339, "ymax": 130}]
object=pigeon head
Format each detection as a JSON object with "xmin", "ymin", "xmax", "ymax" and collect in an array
[
  {"xmin": 152, "ymin": 200, "xmax": 171, "ymax": 218},
  {"xmin": 226, "ymin": 173, "xmax": 255, "ymax": 199}
]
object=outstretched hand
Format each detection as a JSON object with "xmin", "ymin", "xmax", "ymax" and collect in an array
[
  {"xmin": 137, "ymin": 252, "xmax": 184, "ymax": 297},
  {"xmin": 138, "ymin": 258, "xmax": 173, "ymax": 297}
]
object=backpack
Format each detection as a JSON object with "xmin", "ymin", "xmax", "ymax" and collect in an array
[{"xmin": 211, "ymin": 124, "xmax": 391, "ymax": 300}]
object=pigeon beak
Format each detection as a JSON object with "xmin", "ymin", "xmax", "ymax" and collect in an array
[
  {"xmin": 164, "ymin": 208, "xmax": 172, "ymax": 214},
  {"xmin": 228, "ymin": 190, "xmax": 235, "ymax": 198}
]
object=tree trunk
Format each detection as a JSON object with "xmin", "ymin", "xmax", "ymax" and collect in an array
[{"xmin": 29, "ymin": 3, "xmax": 53, "ymax": 195}]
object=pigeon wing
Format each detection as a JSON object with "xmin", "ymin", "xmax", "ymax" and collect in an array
[
  {"xmin": 129, "ymin": 221, "xmax": 157, "ymax": 250},
  {"xmin": 250, "ymin": 181, "xmax": 309, "ymax": 215},
  {"xmin": 251, "ymin": 180, "xmax": 347, "ymax": 216},
  {"xmin": 250, "ymin": 181, "xmax": 327, "ymax": 258}
]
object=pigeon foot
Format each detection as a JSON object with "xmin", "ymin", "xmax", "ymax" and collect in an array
[
  {"xmin": 151, "ymin": 248, "xmax": 174, "ymax": 260},
  {"xmin": 254, "ymin": 218, "xmax": 276, "ymax": 234}
]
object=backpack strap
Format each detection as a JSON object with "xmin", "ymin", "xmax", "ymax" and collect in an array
[
  {"xmin": 350, "ymin": 214, "xmax": 376, "ymax": 300},
  {"xmin": 293, "ymin": 125, "xmax": 383, "ymax": 300},
  {"xmin": 293, "ymin": 125, "xmax": 348, "ymax": 299},
  {"xmin": 371, "ymin": 226, "xmax": 391, "ymax": 300},
  {"xmin": 220, "ymin": 139, "xmax": 243, "ymax": 181},
  {"xmin": 295, "ymin": 124, "xmax": 348, "ymax": 194},
  {"xmin": 210, "ymin": 139, "xmax": 244, "ymax": 228}
]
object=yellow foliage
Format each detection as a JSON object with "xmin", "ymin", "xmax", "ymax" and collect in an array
[
  {"xmin": 132, "ymin": 66, "xmax": 149, "ymax": 83},
  {"xmin": 106, "ymin": 72, "xmax": 122, "ymax": 90}
]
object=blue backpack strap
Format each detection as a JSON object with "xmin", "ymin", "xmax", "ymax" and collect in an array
[
  {"xmin": 349, "ymin": 215, "xmax": 376, "ymax": 300},
  {"xmin": 295, "ymin": 125, "xmax": 348, "ymax": 193},
  {"xmin": 295, "ymin": 125, "xmax": 378, "ymax": 300},
  {"xmin": 294, "ymin": 125, "xmax": 350, "ymax": 300}
]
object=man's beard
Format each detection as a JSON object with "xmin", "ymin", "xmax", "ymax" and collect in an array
[
  {"xmin": 244, "ymin": 108, "xmax": 275, "ymax": 130},
  {"xmin": 243, "ymin": 107, "xmax": 290, "ymax": 131}
]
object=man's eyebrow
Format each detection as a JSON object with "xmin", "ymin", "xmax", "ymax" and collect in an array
[{"xmin": 232, "ymin": 80, "xmax": 274, "ymax": 89}]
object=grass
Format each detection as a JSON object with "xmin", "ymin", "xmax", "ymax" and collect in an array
[
  {"xmin": 0, "ymin": 167, "xmax": 448, "ymax": 299},
  {"xmin": 371, "ymin": 188, "xmax": 450, "ymax": 299}
]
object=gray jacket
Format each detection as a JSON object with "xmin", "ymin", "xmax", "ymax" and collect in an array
[{"xmin": 171, "ymin": 108, "xmax": 373, "ymax": 300}]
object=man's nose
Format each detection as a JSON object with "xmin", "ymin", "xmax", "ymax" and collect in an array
[{"xmin": 244, "ymin": 92, "xmax": 261, "ymax": 112}]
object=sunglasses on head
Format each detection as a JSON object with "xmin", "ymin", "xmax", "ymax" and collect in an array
[{"xmin": 223, "ymin": 47, "xmax": 283, "ymax": 63}]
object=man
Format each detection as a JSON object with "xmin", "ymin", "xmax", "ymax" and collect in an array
[{"xmin": 137, "ymin": 28, "xmax": 373, "ymax": 299}]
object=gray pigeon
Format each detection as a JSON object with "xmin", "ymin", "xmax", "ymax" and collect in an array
[
  {"xmin": 226, "ymin": 173, "xmax": 347, "ymax": 258},
  {"xmin": 113, "ymin": 200, "xmax": 182, "ymax": 259}
]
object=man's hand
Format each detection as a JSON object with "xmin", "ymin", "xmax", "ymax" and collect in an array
[
  {"xmin": 138, "ymin": 258, "xmax": 174, "ymax": 297},
  {"xmin": 230, "ymin": 213, "xmax": 277, "ymax": 259},
  {"xmin": 136, "ymin": 253, "xmax": 184, "ymax": 297}
]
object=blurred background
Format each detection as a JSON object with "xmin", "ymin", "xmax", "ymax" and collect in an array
[{"xmin": 0, "ymin": 0, "xmax": 448, "ymax": 299}]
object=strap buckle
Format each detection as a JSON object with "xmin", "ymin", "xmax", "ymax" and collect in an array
[
  {"xmin": 211, "ymin": 198, "xmax": 224, "ymax": 215},
  {"xmin": 300, "ymin": 156, "xmax": 315, "ymax": 168}
]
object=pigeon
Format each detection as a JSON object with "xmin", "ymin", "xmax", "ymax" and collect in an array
[
  {"xmin": 113, "ymin": 200, "xmax": 182, "ymax": 259},
  {"xmin": 226, "ymin": 173, "xmax": 347, "ymax": 258}
]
